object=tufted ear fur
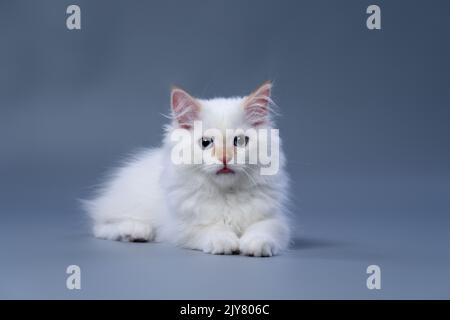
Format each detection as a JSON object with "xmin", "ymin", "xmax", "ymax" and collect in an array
[
  {"xmin": 171, "ymin": 86, "xmax": 201, "ymax": 129},
  {"xmin": 243, "ymin": 81, "xmax": 272, "ymax": 126}
]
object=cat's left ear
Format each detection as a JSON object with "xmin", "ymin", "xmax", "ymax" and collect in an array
[
  {"xmin": 243, "ymin": 81, "xmax": 272, "ymax": 126},
  {"xmin": 171, "ymin": 86, "xmax": 201, "ymax": 129}
]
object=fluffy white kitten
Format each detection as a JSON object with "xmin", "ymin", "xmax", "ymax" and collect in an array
[{"xmin": 84, "ymin": 82, "xmax": 291, "ymax": 256}]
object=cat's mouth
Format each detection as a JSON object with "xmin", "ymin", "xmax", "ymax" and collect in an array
[{"xmin": 216, "ymin": 166, "xmax": 235, "ymax": 175}]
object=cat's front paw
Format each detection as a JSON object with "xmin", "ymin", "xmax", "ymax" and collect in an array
[
  {"xmin": 239, "ymin": 234, "xmax": 279, "ymax": 257},
  {"xmin": 202, "ymin": 231, "xmax": 240, "ymax": 255}
]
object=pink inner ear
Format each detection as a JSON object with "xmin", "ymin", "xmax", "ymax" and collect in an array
[
  {"xmin": 245, "ymin": 84, "xmax": 271, "ymax": 126},
  {"xmin": 171, "ymin": 89, "xmax": 199, "ymax": 129}
]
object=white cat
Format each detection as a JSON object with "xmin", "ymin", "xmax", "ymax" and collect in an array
[{"xmin": 84, "ymin": 82, "xmax": 291, "ymax": 256}]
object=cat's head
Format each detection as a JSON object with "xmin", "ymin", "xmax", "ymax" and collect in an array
[{"xmin": 167, "ymin": 82, "xmax": 281, "ymax": 187}]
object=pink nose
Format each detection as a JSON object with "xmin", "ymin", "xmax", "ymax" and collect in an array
[{"xmin": 214, "ymin": 146, "xmax": 232, "ymax": 165}]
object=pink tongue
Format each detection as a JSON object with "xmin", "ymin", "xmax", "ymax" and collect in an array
[{"xmin": 217, "ymin": 167, "xmax": 234, "ymax": 174}]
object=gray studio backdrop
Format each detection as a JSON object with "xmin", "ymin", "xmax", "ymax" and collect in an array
[{"xmin": 1, "ymin": 0, "xmax": 449, "ymax": 299}]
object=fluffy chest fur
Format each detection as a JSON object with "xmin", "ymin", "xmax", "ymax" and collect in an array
[{"xmin": 163, "ymin": 172, "xmax": 277, "ymax": 236}]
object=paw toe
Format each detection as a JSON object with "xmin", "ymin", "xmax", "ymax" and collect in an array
[
  {"xmin": 240, "ymin": 236, "xmax": 277, "ymax": 257},
  {"xmin": 94, "ymin": 220, "xmax": 154, "ymax": 242}
]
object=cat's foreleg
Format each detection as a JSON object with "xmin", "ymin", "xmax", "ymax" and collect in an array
[
  {"xmin": 239, "ymin": 218, "xmax": 290, "ymax": 257},
  {"xmin": 182, "ymin": 224, "xmax": 240, "ymax": 255}
]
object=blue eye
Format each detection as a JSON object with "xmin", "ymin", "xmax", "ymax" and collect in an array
[
  {"xmin": 200, "ymin": 137, "xmax": 214, "ymax": 149},
  {"xmin": 233, "ymin": 135, "xmax": 249, "ymax": 147}
]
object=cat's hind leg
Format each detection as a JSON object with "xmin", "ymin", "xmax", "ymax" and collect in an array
[
  {"xmin": 93, "ymin": 218, "xmax": 155, "ymax": 242},
  {"xmin": 84, "ymin": 149, "xmax": 166, "ymax": 243}
]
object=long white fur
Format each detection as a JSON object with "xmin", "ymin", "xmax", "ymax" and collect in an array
[{"xmin": 84, "ymin": 84, "xmax": 291, "ymax": 257}]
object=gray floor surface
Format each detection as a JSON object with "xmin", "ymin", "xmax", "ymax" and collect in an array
[{"xmin": 1, "ymin": 175, "xmax": 449, "ymax": 299}]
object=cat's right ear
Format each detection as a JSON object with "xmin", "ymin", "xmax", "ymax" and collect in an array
[{"xmin": 171, "ymin": 86, "xmax": 200, "ymax": 129}]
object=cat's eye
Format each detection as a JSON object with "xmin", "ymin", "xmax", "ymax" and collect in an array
[
  {"xmin": 233, "ymin": 135, "xmax": 249, "ymax": 148},
  {"xmin": 199, "ymin": 137, "xmax": 214, "ymax": 150}
]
